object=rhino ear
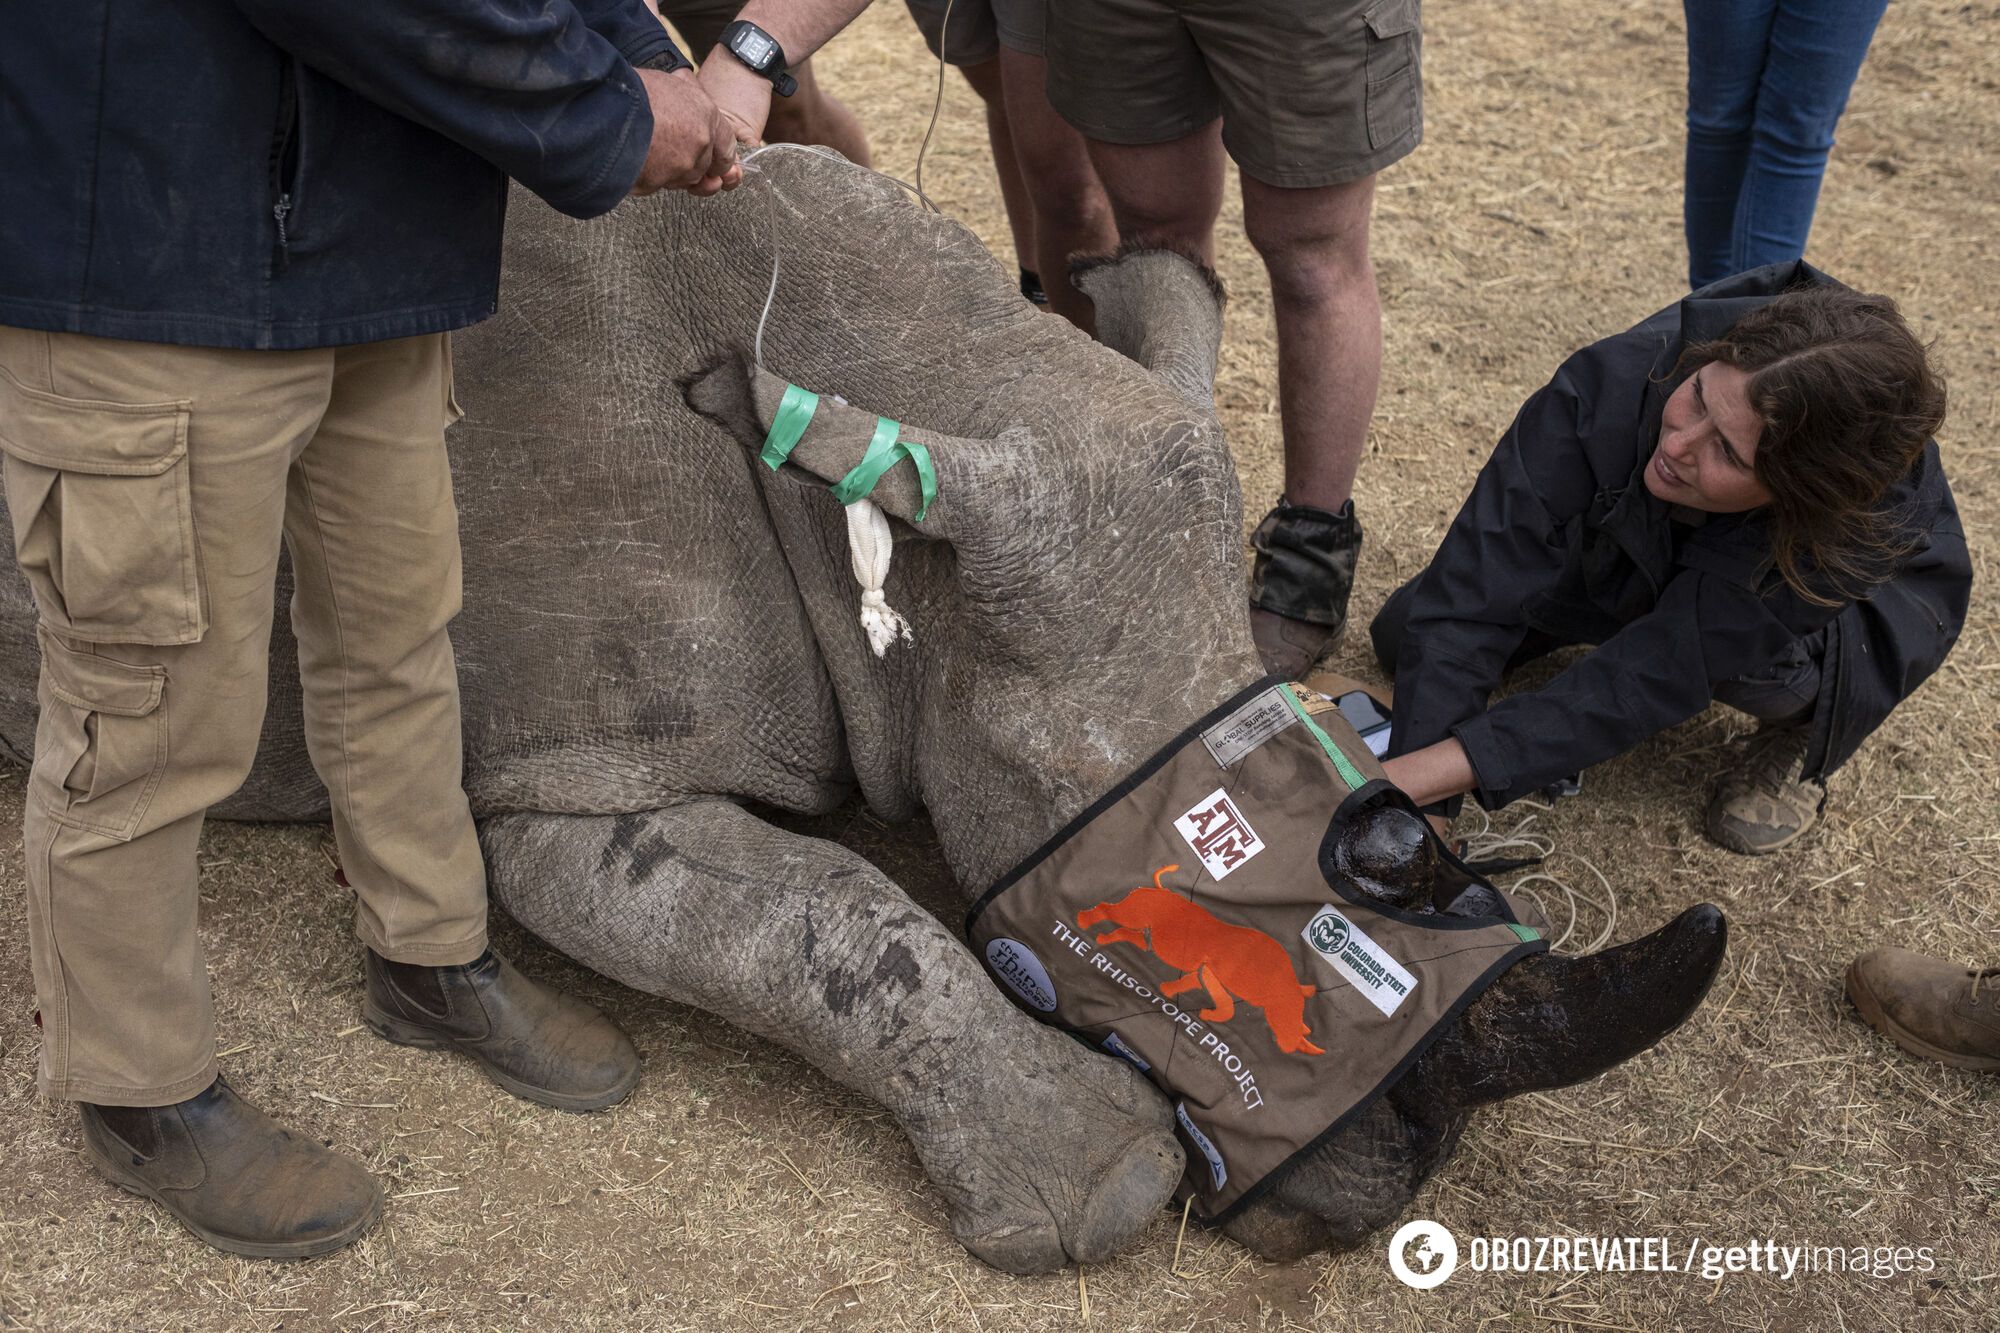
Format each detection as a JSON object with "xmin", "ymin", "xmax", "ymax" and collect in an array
[
  {"xmin": 685, "ymin": 352, "xmax": 993, "ymax": 535},
  {"xmin": 1072, "ymin": 246, "xmax": 1226, "ymax": 410}
]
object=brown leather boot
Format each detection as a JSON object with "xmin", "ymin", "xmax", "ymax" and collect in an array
[
  {"xmin": 80, "ymin": 1077, "xmax": 383, "ymax": 1259},
  {"xmin": 363, "ymin": 949, "xmax": 642, "ymax": 1112},
  {"xmin": 1846, "ymin": 948, "xmax": 2000, "ymax": 1071}
]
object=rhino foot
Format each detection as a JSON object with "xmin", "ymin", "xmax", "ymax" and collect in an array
[
  {"xmin": 1223, "ymin": 905, "xmax": 1727, "ymax": 1261},
  {"xmin": 900, "ymin": 1019, "xmax": 1182, "ymax": 1274},
  {"xmin": 480, "ymin": 802, "xmax": 1180, "ymax": 1275}
]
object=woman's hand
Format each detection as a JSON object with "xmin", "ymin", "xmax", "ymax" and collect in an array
[{"xmin": 1380, "ymin": 737, "xmax": 1477, "ymax": 809}]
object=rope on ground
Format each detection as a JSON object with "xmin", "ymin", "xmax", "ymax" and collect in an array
[{"xmin": 1461, "ymin": 801, "xmax": 1620, "ymax": 953}]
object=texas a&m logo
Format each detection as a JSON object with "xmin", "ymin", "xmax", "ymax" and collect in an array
[{"xmin": 1174, "ymin": 788, "xmax": 1264, "ymax": 880}]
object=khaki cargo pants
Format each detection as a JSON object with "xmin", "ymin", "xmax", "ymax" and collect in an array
[{"xmin": 0, "ymin": 326, "xmax": 489, "ymax": 1106}]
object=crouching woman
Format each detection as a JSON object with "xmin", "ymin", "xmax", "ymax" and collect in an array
[{"xmin": 1374, "ymin": 262, "xmax": 1971, "ymax": 854}]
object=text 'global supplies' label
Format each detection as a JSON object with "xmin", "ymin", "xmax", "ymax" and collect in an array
[
  {"xmin": 1201, "ymin": 687, "xmax": 1299, "ymax": 769},
  {"xmin": 1302, "ymin": 906, "xmax": 1418, "ymax": 1017}
]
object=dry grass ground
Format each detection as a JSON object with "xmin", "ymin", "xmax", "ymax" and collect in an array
[{"xmin": 4, "ymin": 2, "xmax": 1998, "ymax": 1329}]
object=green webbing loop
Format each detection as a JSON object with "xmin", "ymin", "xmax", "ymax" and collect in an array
[
  {"xmin": 1507, "ymin": 922, "xmax": 1543, "ymax": 943},
  {"xmin": 1280, "ymin": 687, "xmax": 1370, "ymax": 792},
  {"xmin": 759, "ymin": 383, "xmax": 820, "ymax": 471},
  {"xmin": 829, "ymin": 416, "xmax": 902, "ymax": 505},
  {"xmin": 829, "ymin": 417, "xmax": 938, "ymax": 523},
  {"xmin": 898, "ymin": 439, "xmax": 937, "ymax": 522}
]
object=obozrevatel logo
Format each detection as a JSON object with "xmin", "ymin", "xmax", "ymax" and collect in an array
[{"xmin": 1388, "ymin": 1219, "xmax": 1459, "ymax": 1289}]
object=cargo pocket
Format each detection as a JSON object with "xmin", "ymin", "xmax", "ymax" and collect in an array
[
  {"xmin": 1363, "ymin": 0, "xmax": 1422, "ymax": 151},
  {"xmin": 31, "ymin": 628, "xmax": 169, "ymax": 841},
  {"xmin": 0, "ymin": 365, "xmax": 205, "ymax": 645}
]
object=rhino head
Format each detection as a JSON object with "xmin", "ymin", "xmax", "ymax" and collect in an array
[{"xmin": 666, "ymin": 159, "xmax": 1726, "ymax": 1260}]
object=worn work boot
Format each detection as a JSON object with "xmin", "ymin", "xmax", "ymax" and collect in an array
[
  {"xmin": 1247, "ymin": 499, "xmax": 1364, "ymax": 680},
  {"xmin": 363, "ymin": 949, "xmax": 641, "ymax": 1112},
  {"xmin": 1703, "ymin": 723, "xmax": 1826, "ymax": 855},
  {"xmin": 1847, "ymin": 949, "xmax": 2000, "ymax": 1071},
  {"xmin": 80, "ymin": 1077, "xmax": 383, "ymax": 1259}
]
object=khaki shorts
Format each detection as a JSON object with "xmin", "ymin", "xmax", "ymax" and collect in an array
[
  {"xmin": 1048, "ymin": 0, "xmax": 1423, "ymax": 188},
  {"xmin": 658, "ymin": 0, "xmax": 746, "ymax": 59},
  {"xmin": 904, "ymin": 0, "xmax": 1048, "ymax": 65}
]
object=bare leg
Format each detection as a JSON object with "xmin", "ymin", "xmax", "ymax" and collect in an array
[
  {"xmin": 481, "ymin": 801, "xmax": 1181, "ymax": 1273},
  {"xmin": 996, "ymin": 50, "xmax": 1117, "ymax": 329},
  {"xmin": 1083, "ymin": 123, "xmax": 1228, "ymax": 266},
  {"xmin": 1240, "ymin": 172, "xmax": 1381, "ymax": 512},
  {"xmin": 958, "ymin": 58, "xmax": 1038, "ymax": 279},
  {"xmin": 763, "ymin": 59, "xmax": 872, "ymax": 166}
]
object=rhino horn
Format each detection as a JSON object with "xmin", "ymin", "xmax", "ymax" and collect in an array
[
  {"xmin": 1072, "ymin": 246, "xmax": 1227, "ymax": 409},
  {"xmin": 1409, "ymin": 904, "xmax": 1729, "ymax": 1111},
  {"xmin": 685, "ymin": 352, "xmax": 1025, "ymax": 534}
]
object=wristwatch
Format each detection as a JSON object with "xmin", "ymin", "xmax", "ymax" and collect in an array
[{"xmin": 720, "ymin": 19, "xmax": 798, "ymax": 98}]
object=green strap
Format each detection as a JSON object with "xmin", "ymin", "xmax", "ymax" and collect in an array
[
  {"xmin": 1506, "ymin": 922, "xmax": 1543, "ymax": 943},
  {"xmin": 1280, "ymin": 687, "xmax": 1370, "ymax": 792},
  {"xmin": 829, "ymin": 417, "xmax": 938, "ymax": 523},
  {"xmin": 829, "ymin": 416, "xmax": 902, "ymax": 505},
  {"xmin": 897, "ymin": 439, "xmax": 938, "ymax": 523},
  {"xmin": 759, "ymin": 383, "xmax": 820, "ymax": 471}
]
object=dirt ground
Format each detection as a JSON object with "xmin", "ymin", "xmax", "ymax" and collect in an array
[{"xmin": 4, "ymin": 2, "xmax": 1998, "ymax": 1329}]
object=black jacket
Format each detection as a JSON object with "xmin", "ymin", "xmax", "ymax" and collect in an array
[
  {"xmin": 1382, "ymin": 262, "xmax": 1972, "ymax": 810},
  {"xmin": 0, "ymin": 0, "xmax": 685, "ymax": 350}
]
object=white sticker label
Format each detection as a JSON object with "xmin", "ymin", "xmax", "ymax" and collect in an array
[
  {"xmin": 1174, "ymin": 788, "xmax": 1265, "ymax": 880},
  {"xmin": 1201, "ymin": 687, "xmax": 1298, "ymax": 769},
  {"xmin": 1301, "ymin": 906, "xmax": 1418, "ymax": 1017},
  {"xmin": 1102, "ymin": 1031, "xmax": 1151, "ymax": 1073},
  {"xmin": 1176, "ymin": 1102, "xmax": 1228, "ymax": 1191},
  {"xmin": 985, "ymin": 938, "xmax": 1058, "ymax": 1012}
]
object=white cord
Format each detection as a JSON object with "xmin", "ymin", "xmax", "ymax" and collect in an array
[
  {"xmin": 732, "ymin": 12, "xmax": 960, "ymax": 658},
  {"xmin": 1461, "ymin": 803, "xmax": 1620, "ymax": 953}
]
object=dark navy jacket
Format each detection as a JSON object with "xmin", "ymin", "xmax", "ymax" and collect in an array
[
  {"xmin": 1379, "ymin": 262, "xmax": 1972, "ymax": 810},
  {"xmin": 0, "ymin": 0, "xmax": 686, "ymax": 350}
]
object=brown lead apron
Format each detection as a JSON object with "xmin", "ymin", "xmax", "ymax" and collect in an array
[{"xmin": 967, "ymin": 678, "xmax": 1548, "ymax": 1223}]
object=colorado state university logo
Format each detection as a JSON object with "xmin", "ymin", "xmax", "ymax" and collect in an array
[{"xmin": 1078, "ymin": 866, "xmax": 1325, "ymax": 1055}]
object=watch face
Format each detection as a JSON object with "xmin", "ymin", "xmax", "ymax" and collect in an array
[{"xmin": 735, "ymin": 30, "xmax": 776, "ymax": 68}]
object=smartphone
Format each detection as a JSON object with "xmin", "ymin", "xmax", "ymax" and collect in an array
[{"xmin": 1333, "ymin": 690, "xmax": 1395, "ymax": 758}]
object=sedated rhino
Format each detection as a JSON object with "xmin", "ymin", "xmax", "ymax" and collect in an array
[{"xmin": 0, "ymin": 152, "xmax": 1727, "ymax": 1272}]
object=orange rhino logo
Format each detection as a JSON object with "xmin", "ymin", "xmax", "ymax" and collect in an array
[{"xmin": 1078, "ymin": 865, "xmax": 1324, "ymax": 1056}]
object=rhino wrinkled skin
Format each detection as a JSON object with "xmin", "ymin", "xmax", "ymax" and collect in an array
[{"xmin": 0, "ymin": 154, "xmax": 1726, "ymax": 1272}]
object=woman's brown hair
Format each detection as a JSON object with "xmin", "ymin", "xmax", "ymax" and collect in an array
[{"xmin": 1682, "ymin": 286, "xmax": 1947, "ymax": 605}]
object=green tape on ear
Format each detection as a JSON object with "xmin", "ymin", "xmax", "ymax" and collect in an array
[
  {"xmin": 897, "ymin": 439, "xmax": 937, "ymax": 523},
  {"xmin": 828, "ymin": 415, "xmax": 904, "ymax": 506},
  {"xmin": 759, "ymin": 383, "xmax": 820, "ymax": 471}
]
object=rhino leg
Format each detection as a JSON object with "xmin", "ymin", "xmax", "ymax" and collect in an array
[
  {"xmin": 479, "ymin": 801, "xmax": 1182, "ymax": 1274},
  {"xmin": 1224, "ymin": 904, "xmax": 1728, "ymax": 1259}
]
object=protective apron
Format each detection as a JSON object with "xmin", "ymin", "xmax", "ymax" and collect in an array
[{"xmin": 968, "ymin": 679, "xmax": 1547, "ymax": 1221}]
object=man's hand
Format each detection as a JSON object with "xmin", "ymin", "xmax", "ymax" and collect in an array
[
  {"xmin": 699, "ymin": 48, "xmax": 775, "ymax": 149},
  {"xmin": 633, "ymin": 68, "xmax": 743, "ymax": 197}
]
